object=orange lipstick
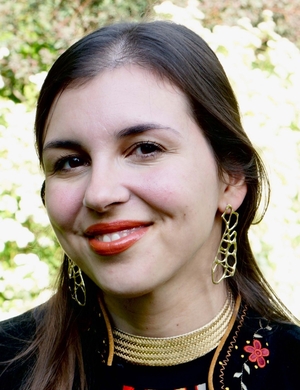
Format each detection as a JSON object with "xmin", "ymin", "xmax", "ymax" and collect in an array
[{"xmin": 84, "ymin": 221, "xmax": 151, "ymax": 256}]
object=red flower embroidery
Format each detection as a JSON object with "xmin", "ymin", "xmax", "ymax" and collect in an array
[{"xmin": 244, "ymin": 339, "xmax": 270, "ymax": 368}]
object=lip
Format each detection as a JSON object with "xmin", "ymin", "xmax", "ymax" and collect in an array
[{"xmin": 84, "ymin": 220, "xmax": 152, "ymax": 256}]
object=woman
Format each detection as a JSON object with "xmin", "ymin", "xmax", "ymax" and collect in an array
[{"xmin": 0, "ymin": 21, "xmax": 299, "ymax": 390}]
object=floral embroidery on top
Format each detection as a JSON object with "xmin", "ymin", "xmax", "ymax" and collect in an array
[
  {"xmin": 244, "ymin": 339, "xmax": 269, "ymax": 368},
  {"xmin": 232, "ymin": 319, "xmax": 272, "ymax": 390}
]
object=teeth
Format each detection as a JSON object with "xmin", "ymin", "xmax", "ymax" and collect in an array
[
  {"xmin": 96, "ymin": 228, "xmax": 139, "ymax": 242},
  {"xmin": 111, "ymin": 233, "xmax": 121, "ymax": 241}
]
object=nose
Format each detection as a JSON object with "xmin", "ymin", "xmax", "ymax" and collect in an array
[{"xmin": 83, "ymin": 161, "xmax": 130, "ymax": 212}]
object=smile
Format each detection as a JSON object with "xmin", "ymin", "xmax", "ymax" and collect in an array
[
  {"xmin": 84, "ymin": 221, "xmax": 151, "ymax": 255},
  {"xmin": 95, "ymin": 227, "xmax": 141, "ymax": 242}
]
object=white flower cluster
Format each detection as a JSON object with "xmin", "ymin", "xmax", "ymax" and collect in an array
[{"xmin": 0, "ymin": 98, "xmax": 54, "ymax": 320}]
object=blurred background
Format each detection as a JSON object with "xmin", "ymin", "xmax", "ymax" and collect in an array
[{"xmin": 1, "ymin": 0, "xmax": 300, "ymax": 320}]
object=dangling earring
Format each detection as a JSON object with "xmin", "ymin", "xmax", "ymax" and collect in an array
[
  {"xmin": 68, "ymin": 257, "xmax": 86, "ymax": 306},
  {"xmin": 212, "ymin": 204, "xmax": 239, "ymax": 284}
]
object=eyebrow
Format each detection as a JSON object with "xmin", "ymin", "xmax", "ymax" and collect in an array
[
  {"xmin": 117, "ymin": 123, "xmax": 181, "ymax": 138},
  {"xmin": 43, "ymin": 139, "xmax": 83, "ymax": 152},
  {"xmin": 43, "ymin": 123, "xmax": 181, "ymax": 152}
]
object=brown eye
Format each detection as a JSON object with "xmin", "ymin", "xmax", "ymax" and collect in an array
[
  {"xmin": 127, "ymin": 141, "xmax": 164, "ymax": 159},
  {"xmin": 138, "ymin": 143, "xmax": 160, "ymax": 154},
  {"xmin": 54, "ymin": 155, "xmax": 89, "ymax": 172},
  {"xmin": 66, "ymin": 157, "xmax": 83, "ymax": 168}
]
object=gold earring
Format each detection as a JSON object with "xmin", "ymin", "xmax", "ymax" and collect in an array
[
  {"xmin": 212, "ymin": 204, "xmax": 239, "ymax": 284},
  {"xmin": 68, "ymin": 257, "xmax": 86, "ymax": 306}
]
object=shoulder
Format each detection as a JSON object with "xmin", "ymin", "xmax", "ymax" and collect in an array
[
  {"xmin": 0, "ymin": 309, "xmax": 37, "ymax": 332},
  {"xmin": 0, "ymin": 309, "xmax": 37, "ymax": 357},
  {"xmin": 243, "ymin": 307, "xmax": 300, "ymax": 346},
  {"xmin": 214, "ymin": 305, "xmax": 300, "ymax": 390},
  {"xmin": 0, "ymin": 309, "xmax": 40, "ymax": 390},
  {"xmin": 276, "ymin": 320, "xmax": 300, "ymax": 340},
  {"xmin": 241, "ymin": 307, "xmax": 300, "ymax": 364},
  {"xmin": 268, "ymin": 320, "xmax": 300, "ymax": 361}
]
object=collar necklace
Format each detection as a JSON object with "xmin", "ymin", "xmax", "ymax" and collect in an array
[{"xmin": 108, "ymin": 293, "xmax": 235, "ymax": 366}]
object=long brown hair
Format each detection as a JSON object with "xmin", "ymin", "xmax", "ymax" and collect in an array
[{"xmin": 14, "ymin": 21, "xmax": 297, "ymax": 389}]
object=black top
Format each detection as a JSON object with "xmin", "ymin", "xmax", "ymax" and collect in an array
[{"xmin": 1, "ymin": 304, "xmax": 300, "ymax": 390}]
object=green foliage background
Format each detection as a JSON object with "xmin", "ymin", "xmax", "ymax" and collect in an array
[{"xmin": 1, "ymin": 0, "xmax": 300, "ymax": 320}]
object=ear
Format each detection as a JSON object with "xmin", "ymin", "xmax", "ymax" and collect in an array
[
  {"xmin": 218, "ymin": 173, "xmax": 247, "ymax": 213},
  {"xmin": 41, "ymin": 180, "xmax": 46, "ymax": 206}
]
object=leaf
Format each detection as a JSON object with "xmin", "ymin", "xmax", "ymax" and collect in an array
[
  {"xmin": 244, "ymin": 363, "xmax": 250, "ymax": 374},
  {"xmin": 254, "ymin": 333, "xmax": 262, "ymax": 338},
  {"xmin": 234, "ymin": 372, "xmax": 242, "ymax": 378},
  {"xmin": 241, "ymin": 382, "xmax": 248, "ymax": 390}
]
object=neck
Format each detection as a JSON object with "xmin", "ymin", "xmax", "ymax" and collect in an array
[{"xmin": 102, "ymin": 281, "xmax": 228, "ymax": 338}]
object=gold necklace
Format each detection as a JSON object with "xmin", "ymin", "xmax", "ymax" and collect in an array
[{"xmin": 112, "ymin": 293, "xmax": 235, "ymax": 366}]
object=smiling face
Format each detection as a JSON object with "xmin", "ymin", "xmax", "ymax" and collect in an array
[{"xmin": 42, "ymin": 65, "xmax": 244, "ymax": 299}]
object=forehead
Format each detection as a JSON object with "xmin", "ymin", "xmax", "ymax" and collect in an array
[{"xmin": 43, "ymin": 65, "xmax": 192, "ymax": 143}]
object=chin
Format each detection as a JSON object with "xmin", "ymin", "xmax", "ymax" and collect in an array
[{"xmin": 100, "ymin": 281, "xmax": 155, "ymax": 300}]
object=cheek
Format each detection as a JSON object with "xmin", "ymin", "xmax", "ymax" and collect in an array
[
  {"xmin": 137, "ymin": 157, "xmax": 213, "ymax": 197},
  {"xmin": 45, "ymin": 182, "xmax": 83, "ymax": 231},
  {"xmin": 132, "ymin": 159, "xmax": 221, "ymax": 223},
  {"xmin": 145, "ymin": 170, "xmax": 177, "ymax": 195},
  {"xmin": 132, "ymin": 166, "xmax": 192, "ymax": 214}
]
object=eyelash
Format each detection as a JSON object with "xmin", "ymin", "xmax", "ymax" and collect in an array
[
  {"xmin": 126, "ymin": 141, "xmax": 165, "ymax": 159},
  {"xmin": 52, "ymin": 141, "xmax": 164, "ymax": 172},
  {"xmin": 53, "ymin": 154, "xmax": 89, "ymax": 172}
]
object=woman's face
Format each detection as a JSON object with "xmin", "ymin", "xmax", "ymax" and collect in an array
[{"xmin": 42, "ymin": 65, "xmax": 241, "ymax": 298}]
